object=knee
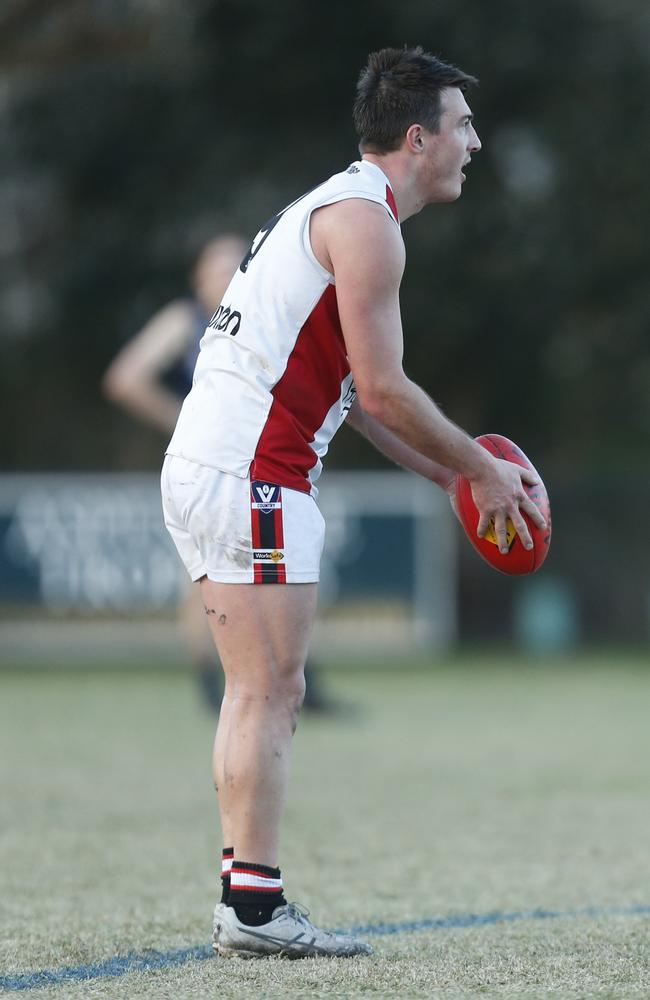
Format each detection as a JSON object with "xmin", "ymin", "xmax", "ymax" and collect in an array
[
  {"xmin": 224, "ymin": 655, "xmax": 306, "ymax": 725},
  {"xmin": 277, "ymin": 668, "xmax": 306, "ymax": 724}
]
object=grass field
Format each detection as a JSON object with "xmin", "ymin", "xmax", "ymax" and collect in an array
[{"xmin": 1, "ymin": 653, "xmax": 649, "ymax": 998}]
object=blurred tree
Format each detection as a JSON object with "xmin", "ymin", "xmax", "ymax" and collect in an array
[{"xmin": 0, "ymin": 0, "xmax": 648, "ymax": 474}]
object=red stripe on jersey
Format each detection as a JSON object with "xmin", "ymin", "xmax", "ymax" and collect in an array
[
  {"xmin": 272, "ymin": 500, "xmax": 286, "ymax": 582},
  {"xmin": 250, "ymin": 485, "xmax": 264, "ymax": 583},
  {"xmin": 251, "ymin": 284, "xmax": 349, "ymax": 493},
  {"xmin": 385, "ymin": 184, "xmax": 399, "ymax": 223},
  {"xmin": 250, "ymin": 502, "xmax": 262, "ymax": 548},
  {"xmin": 273, "ymin": 503, "xmax": 284, "ymax": 549}
]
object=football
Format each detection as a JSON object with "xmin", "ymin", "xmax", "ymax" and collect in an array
[{"xmin": 455, "ymin": 434, "xmax": 551, "ymax": 575}]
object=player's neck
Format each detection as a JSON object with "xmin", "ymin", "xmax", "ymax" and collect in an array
[{"xmin": 361, "ymin": 152, "xmax": 425, "ymax": 222}]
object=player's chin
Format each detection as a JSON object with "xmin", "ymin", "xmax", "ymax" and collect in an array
[{"xmin": 438, "ymin": 184, "xmax": 463, "ymax": 203}]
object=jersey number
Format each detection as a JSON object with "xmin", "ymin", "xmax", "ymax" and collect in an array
[
  {"xmin": 239, "ymin": 211, "xmax": 284, "ymax": 274},
  {"xmin": 239, "ymin": 184, "xmax": 318, "ymax": 274}
]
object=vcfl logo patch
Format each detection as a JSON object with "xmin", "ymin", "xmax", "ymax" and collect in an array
[{"xmin": 251, "ymin": 481, "xmax": 282, "ymax": 513}]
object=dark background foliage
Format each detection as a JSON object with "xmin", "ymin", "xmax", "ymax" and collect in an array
[{"xmin": 1, "ymin": 0, "xmax": 648, "ymax": 639}]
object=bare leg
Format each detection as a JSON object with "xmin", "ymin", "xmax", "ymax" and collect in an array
[
  {"xmin": 179, "ymin": 580, "xmax": 217, "ymax": 663},
  {"xmin": 200, "ymin": 578, "xmax": 318, "ymax": 865},
  {"xmin": 180, "ymin": 581, "xmax": 223, "ymax": 711}
]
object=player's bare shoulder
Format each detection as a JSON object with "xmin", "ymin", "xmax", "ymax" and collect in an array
[{"xmin": 310, "ymin": 198, "xmax": 405, "ymax": 281}]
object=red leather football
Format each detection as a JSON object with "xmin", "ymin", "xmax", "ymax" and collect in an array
[{"xmin": 455, "ymin": 434, "xmax": 551, "ymax": 575}]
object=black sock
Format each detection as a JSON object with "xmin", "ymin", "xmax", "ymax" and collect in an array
[
  {"xmin": 221, "ymin": 846, "xmax": 234, "ymax": 905},
  {"xmin": 229, "ymin": 861, "xmax": 287, "ymax": 926}
]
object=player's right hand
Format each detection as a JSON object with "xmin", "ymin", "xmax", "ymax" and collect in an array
[{"xmin": 469, "ymin": 458, "xmax": 547, "ymax": 555}]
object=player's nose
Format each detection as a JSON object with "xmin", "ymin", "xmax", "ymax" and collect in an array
[{"xmin": 470, "ymin": 127, "xmax": 482, "ymax": 153}]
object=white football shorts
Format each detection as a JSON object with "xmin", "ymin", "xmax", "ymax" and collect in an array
[{"xmin": 161, "ymin": 454, "xmax": 325, "ymax": 584}]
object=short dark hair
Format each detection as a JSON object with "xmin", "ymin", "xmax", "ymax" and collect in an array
[{"xmin": 353, "ymin": 46, "xmax": 478, "ymax": 153}]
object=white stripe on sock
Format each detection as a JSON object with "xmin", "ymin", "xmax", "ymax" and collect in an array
[{"xmin": 230, "ymin": 871, "xmax": 283, "ymax": 891}]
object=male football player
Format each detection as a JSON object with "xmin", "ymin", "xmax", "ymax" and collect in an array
[{"xmin": 162, "ymin": 46, "xmax": 545, "ymax": 958}]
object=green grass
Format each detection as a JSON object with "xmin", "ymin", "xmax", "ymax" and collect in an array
[{"xmin": 1, "ymin": 656, "xmax": 649, "ymax": 997}]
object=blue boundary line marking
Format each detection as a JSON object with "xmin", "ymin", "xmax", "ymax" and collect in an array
[{"xmin": 1, "ymin": 904, "xmax": 649, "ymax": 992}]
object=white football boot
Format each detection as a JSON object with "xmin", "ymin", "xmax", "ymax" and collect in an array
[
  {"xmin": 212, "ymin": 901, "xmax": 228, "ymax": 952},
  {"xmin": 213, "ymin": 902, "xmax": 372, "ymax": 958}
]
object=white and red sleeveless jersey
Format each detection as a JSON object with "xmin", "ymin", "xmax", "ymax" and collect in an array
[{"xmin": 166, "ymin": 159, "xmax": 400, "ymax": 495}]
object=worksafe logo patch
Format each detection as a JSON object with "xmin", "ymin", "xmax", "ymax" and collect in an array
[{"xmin": 253, "ymin": 549, "xmax": 284, "ymax": 563}]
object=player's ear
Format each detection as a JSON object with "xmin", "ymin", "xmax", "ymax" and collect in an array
[{"xmin": 405, "ymin": 124, "xmax": 425, "ymax": 154}]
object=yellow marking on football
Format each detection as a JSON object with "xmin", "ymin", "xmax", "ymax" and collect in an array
[{"xmin": 485, "ymin": 517, "xmax": 516, "ymax": 549}]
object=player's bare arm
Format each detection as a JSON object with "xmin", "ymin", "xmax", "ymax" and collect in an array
[
  {"xmin": 311, "ymin": 198, "xmax": 545, "ymax": 552},
  {"xmin": 102, "ymin": 300, "xmax": 193, "ymax": 433},
  {"xmin": 346, "ymin": 398, "xmax": 456, "ymax": 492}
]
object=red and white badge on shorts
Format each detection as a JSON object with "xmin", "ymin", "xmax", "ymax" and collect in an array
[{"xmin": 250, "ymin": 481, "xmax": 286, "ymax": 583}]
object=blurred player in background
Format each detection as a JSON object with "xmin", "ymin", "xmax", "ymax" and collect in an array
[
  {"xmin": 161, "ymin": 47, "xmax": 546, "ymax": 958},
  {"xmin": 103, "ymin": 236, "xmax": 335, "ymax": 712}
]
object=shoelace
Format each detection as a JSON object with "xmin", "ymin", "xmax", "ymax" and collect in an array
[
  {"xmin": 282, "ymin": 902, "xmax": 340, "ymax": 941},
  {"xmin": 283, "ymin": 901, "xmax": 311, "ymax": 924}
]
